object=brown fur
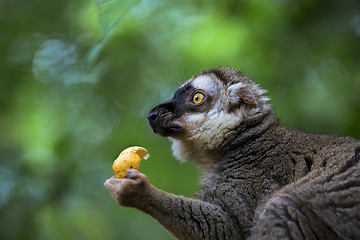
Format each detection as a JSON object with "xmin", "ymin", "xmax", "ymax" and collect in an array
[{"xmin": 105, "ymin": 67, "xmax": 360, "ymax": 239}]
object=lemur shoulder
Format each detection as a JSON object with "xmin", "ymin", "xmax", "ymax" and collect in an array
[{"xmin": 105, "ymin": 67, "xmax": 360, "ymax": 240}]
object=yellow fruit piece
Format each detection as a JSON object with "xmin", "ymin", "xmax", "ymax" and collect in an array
[{"xmin": 112, "ymin": 146, "xmax": 150, "ymax": 178}]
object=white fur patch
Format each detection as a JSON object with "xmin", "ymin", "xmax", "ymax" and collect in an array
[
  {"xmin": 185, "ymin": 113, "xmax": 207, "ymax": 127},
  {"xmin": 185, "ymin": 108, "xmax": 244, "ymax": 149},
  {"xmin": 192, "ymin": 75, "xmax": 218, "ymax": 95},
  {"xmin": 227, "ymin": 82, "xmax": 246, "ymax": 104},
  {"xmin": 170, "ymin": 108, "xmax": 245, "ymax": 164}
]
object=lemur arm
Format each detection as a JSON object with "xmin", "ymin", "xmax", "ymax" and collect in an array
[{"xmin": 104, "ymin": 170, "xmax": 241, "ymax": 240}]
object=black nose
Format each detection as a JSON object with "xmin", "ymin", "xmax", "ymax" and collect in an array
[{"xmin": 147, "ymin": 110, "xmax": 158, "ymax": 127}]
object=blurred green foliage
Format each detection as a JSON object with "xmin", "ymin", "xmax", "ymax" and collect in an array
[{"xmin": 1, "ymin": 0, "xmax": 360, "ymax": 239}]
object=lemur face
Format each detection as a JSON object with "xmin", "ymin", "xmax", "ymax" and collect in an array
[
  {"xmin": 148, "ymin": 67, "xmax": 270, "ymax": 159},
  {"xmin": 147, "ymin": 74, "xmax": 221, "ymax": 139}
]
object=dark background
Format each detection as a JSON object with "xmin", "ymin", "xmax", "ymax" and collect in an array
[{"xmin": 1, "ymin": 0, "xmax": 359, "ymax": 239}]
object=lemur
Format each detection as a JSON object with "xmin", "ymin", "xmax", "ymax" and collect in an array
[{"xmin": 105, "ymin": 67, "xmax": 360, "ymax": 240}]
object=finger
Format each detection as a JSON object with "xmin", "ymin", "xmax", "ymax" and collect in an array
[
  {"xmin": 104, "ymin": 178, "xmax": 116, "ymax": 190},
  {"xmin": 104, "ymin": 178, "xmax": 111, "ymax": 187},
  {"xmin": 127, "ymin": 170, "xmax": 148, "ymax": 185},
  {"xmin": 108, "ymin": 176, "xmax": 127, "ymax": 184},
  {"xmin": 104, "ymin": 177, "xmax": 122, "ymax": 188},
  {"xmin": 127, "ymin": 169, "xmax": 141, "ymax": 179}
]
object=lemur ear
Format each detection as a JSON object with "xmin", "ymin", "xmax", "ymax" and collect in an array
[{"xmin": 227, "ymin": 83, "xmax": 258, "ymax": 108}]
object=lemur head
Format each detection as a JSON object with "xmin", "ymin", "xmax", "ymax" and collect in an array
[{"xmin": 148, "ymin": 67, "xmax": 272, "ymax": 165}]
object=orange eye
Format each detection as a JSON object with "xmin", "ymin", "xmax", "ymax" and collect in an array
[{"xmin": 192, "ymin": 92, "xmax": 205, "ymax": 104}]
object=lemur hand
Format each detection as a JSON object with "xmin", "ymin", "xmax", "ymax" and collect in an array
[{"xmin": 104, "ymin": 169, "xmax": 151, "ymax": 207}]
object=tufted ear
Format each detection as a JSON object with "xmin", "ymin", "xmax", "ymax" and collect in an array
[{"xmin": 227, "ymin": 83, "xmax": 258, "ymax": 109}]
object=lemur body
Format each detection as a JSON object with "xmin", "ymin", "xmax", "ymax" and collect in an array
[{"xmin": 105, "ymin": 67, "xmax": 360, "ymax": 239}]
